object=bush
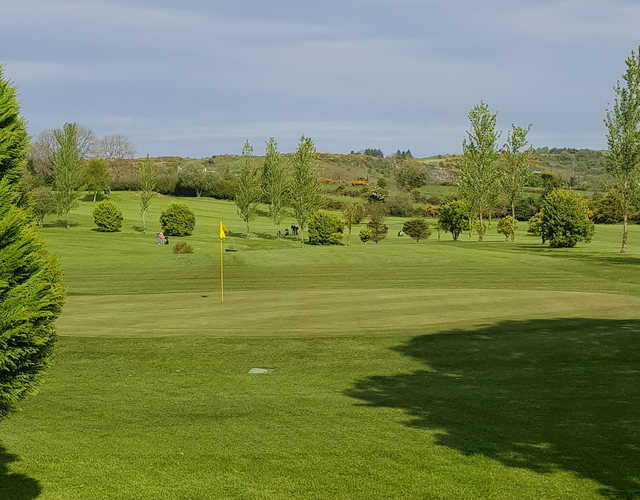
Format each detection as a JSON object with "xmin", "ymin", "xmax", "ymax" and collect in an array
[
  {"xmin": 308, "ymin": 210, "xmax": 344, "ymax": 245},
  {"xmin": 173, "ymin": 241, "xmax": 194, "ymax": 254},
  {"xmin": 386, "ymin": 194, "xmax": 413, "ymax": 217},
  {"xmin": 160, "ymin": 203, "xmax": 196, "ymax": 236},
  {"xmin": 541, "ymin": 189, "xmax": 594, "ymax": 248},
  {"xmin": 528, "ymin": 210, "xmax": 543, "ymax": 236},
  {"xmin": 31, "ymin": 186, "xmax": 57, "ymax": 227},
  {"xmin": 402, "ymin": 218, "xmax": 431, "ymax": 242},
  {"xmin": 592, "ymin": 190, "xmax": 623, "ymax": 224},
  {"xmin": 438, "ymin": 200, "xmax": 469, "ymax": 241},
  {"xmin": 497, "ymin": 216, "xmax": 517, "ymax": 240},
  {"xmin": 514, "ymin": 196, "xmax": 542, "ymax": 221},
  {"xmin": 359, "ymin": 226, "xmax": 372, "ymax": 243},
  {"xmin": 93, "ymin": 200, "xmax": 123, "ymax": 232}
]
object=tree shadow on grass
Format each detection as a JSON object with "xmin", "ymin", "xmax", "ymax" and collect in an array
[
  {"xmin": 42, "ymin": 220, "xmax": 79, "ymax": 228},
  {"xmin": 0, "ymin": 445, "xmax": 41, "ymax": 499},
  {"xmin": 346, "ymin": 318, "xmax": 640, "ymax": 498}
]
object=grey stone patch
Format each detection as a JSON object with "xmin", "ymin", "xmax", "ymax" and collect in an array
[{"xmin": 248, "ymin": 368, "xmax": 269, "ymax": 374}]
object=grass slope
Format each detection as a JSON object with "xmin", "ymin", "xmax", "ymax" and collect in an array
[{"xmin": 0, "ymin": 192, "xmax": 638, "ymax": 499}]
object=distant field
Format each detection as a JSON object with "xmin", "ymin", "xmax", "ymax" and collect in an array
[{"xmin": 0, "ymin": 192, "xmax": 638, "ymax": 499}]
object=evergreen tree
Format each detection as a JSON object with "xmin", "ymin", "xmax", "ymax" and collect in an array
[
  {"xmin": 604, "ymin": 45, "xmax": 640, "ymax": 253},
  {"xmin": 0, "ymin": 67, "xmax": 65, "ymax": 419},
  {"xmin": 234, "ymin": 140, "xmax": 261, "ymax": 237},
  {"xmin": 262, "ymin": 137, "xmax": 288, "ymax": 237},
  {"xmin": 290, "ymin": 136, "xmax": 322, "ymax": 242},
  {"xmin": 53, "ymin": 123, "xmax": 81, "ymax": 228},
  {"xmin": 458, "ymin": 102, "xmax": 500, "ymax": 241}
]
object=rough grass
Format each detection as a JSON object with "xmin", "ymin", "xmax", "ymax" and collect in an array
[{"xmin": 0, "ymin": 192, "xmax": 638, "ymax": 499}]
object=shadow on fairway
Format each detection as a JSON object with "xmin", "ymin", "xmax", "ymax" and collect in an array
[
  {"xmin": 0, "ymin": 445, "xmax": 41, "ymax": 499},
  {"xmin": 346, "ymin": 318, "xmax": 640, "ymax": 497}
]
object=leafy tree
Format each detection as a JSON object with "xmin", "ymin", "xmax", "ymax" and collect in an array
[
  {"xmin": 395, "ymin": 164, "xmax": 427, "ymax": 190},
  {"xmin": 499, "ymin": 124, "xmax": 533, "ymax": 240},
  {"xmin": 458, "ymin": 102, "xmax": 500, "ymax": 240},
  {"xmin": 308, "ymin": 210, "xmax": 344, "ymax": 245},
  {"xmin": 376, "ymin": 177, "xmax": 387, "ymax": 189},
  {"xmin": 234, "ymin": 140, "xmax": 261, "ymax": 237},
  {"xmin": 262, "ymin": 137, "xmax": 288, "ymax": 237},
  {"xmin": 367, "ymin": 197, "xmax": 388, "ymax": 244},
  {"xmin": 53, "ymin": 123, "xmax": 81, "ymax": 228},
  {"xmin": 604, "ymin": 45, "xmax": 640, "ymax": 253},
  {"xmin": 139, "ymin": 155, "xmax": 156, "ymax": 232},
  {"xmin": 438, "ymin": 200, "xmax": 469, "ymax": 241},
  {"xmin": 497, "ymin": 216, "xmax": 517, "ymax": 241},
  {"xmin": 83, "ymin": 158, "xmax": 110, "ymax": 202},
  {"xmin": 541, "ymin": 189, "xmax": 594, "ymax": 248},
  {"xmin": 514, "ymin": 196, "xmax": 542, "ymax": 221},
  {"xmin": 290, "ymin": 136, "xmax": 322, "ymax": 242},
  {"xmin": 541, "ymin": 172, "xmax": 563, "ymax": 196},
  {"xmin": 364, "ymin": 148, "xmax": 383, "ymax": 158},
  {"xmin": 93, "ymin": 200, "xmax": 123, "ymax": 232},
  {"xmin": 528, "ymin": 210, "xmax": 544, "ymax": 242},
  {"xmin": 178, "ymin": 161, "xmax": 213, "ymax": 197},
  {"xmin": 160, "ymin": 203, "xmax": 196, "ymax": 236},
  {"xmin": 0, "ymin": 67, "xmax": 65, "ymax": 419},
  {"xmin": 31, "ymin": 186, "xmax": 57, "ymax": 227},
  {"xmin": 402, "ymin": 218, "xmax": 431, "ymax": 242},
  {"xmin": 342, "ymin": 201, "xmax": 366, "ymax": 245}
]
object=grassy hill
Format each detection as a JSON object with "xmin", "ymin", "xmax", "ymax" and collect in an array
[{"xmin": 0, "ymin": 192, "xmax": 638, "ymax": 498}]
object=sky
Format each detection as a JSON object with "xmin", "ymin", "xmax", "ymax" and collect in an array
[{"xmin": 1, "ymin": 0, "xmax": 639, "ymax": 157}]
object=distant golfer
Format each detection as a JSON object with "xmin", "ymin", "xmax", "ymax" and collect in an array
[{"xmin": 157, "ymin": 232, "xmax": 165, "ymax": 244}]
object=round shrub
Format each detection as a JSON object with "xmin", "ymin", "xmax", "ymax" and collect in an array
[
  {"xmin": 93, "ymin": 200, "xmax": 123, "ymax": 232},
  {"xmin": 160, "ymin": 203, "xmax": 196, "ymax": 236},
  {"xmin": 173, "ymin": 241, "xmax": 194, "ymax": 254},
  {"xmin": 497, "ymin": 216, "xmax": 517, "ymax": 241},
  {"xmin": 541, "ymin": 189, "xmax": 594, "ymax": 248},
  {"xmin": 359, "ymin": 227, "xmax": 372, "ymax": 243},
  {"xmin": 438, "ymin": 200, "xmax": 469, "ymax": 241},
  {"xmin": 308, "ymin": 210, "xmax": 344, "ymax": 245},
  {"xmin": 402, "ymin": 218, "xmax": 431, "ymax": 242}
]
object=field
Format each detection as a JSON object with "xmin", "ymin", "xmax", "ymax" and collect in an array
[{"xmin": 1, "ymin": 192, "xmax": 639, "ymax": 499}]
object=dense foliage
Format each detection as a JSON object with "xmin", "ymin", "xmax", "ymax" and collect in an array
[
  {"xmin": 541, "ymin": 189, "xmax": 594, "ymax": 248},
  {"xmin": 0, "ymin": 68, "xmax": 65, "ymax": 419},
  {"xmin": 308, "ymin": 210, "xmax": 344, "ymax": 245},
  {"xmin": 160, "ymin": 203, "xmax": 196, "ymax": 236},
  {"xmin": 497, "ymin": 216, "xmax": 517, "ymax": 240},
  {"xmin": 402, "ymin": 218, "xmax": 431, "ymax": 243},
  {"xmin": 359, "ymin": 226, "xmax": 372, "ymax": 243},
  {"xmin": 438, "ymin": 200, "xmax": 469, "ymax": 241},
  {"xmin": 93, "ymin": 200, "xmax": 123, "ymax": 232}
]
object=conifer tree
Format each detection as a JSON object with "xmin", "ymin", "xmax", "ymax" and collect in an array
[{"xmin": 0, "ymin": 66, "xmax": 65, "ymax": 419}]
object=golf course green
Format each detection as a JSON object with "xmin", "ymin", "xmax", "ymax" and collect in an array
[{"xmin": 1, "ymin": 192, "xmax": 638, "ymax": 499}]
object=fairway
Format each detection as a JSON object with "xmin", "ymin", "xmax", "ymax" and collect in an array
[{"xmin": 1, "ymin": 193, "xmax": 639, "ymax": 499}]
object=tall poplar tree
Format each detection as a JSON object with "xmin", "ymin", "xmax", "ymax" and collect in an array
[
  {"xmin": 499, "ymin": 124, "xmax": 533, "ymax": 240},
  {"xmin": 0, "ymin": 66, "xmax": 65, "ymax": 419},
  {"xmin": 262, "ymin": 137, "xmax": 288, "ymax": 237},
  {"xmin": 234, "ymin": 140, "xmax": 261, "ymax": 237},
  {"xmin": 605, "ymin": 46, "xmax": 640, "ymax": 253},
  {"xmin": 53, "ymin": 122, "xmax": 81, "ymax": 228},
  {"xmin": 290, "ymin": 136, "xmax": 321, "ymax": 243},
  {"xmin": 139, "ymin": 154, "xmax": 157, "ymax": 232},
  {"xmin": 458, "ymin": 102, "xmax": 500, "ymax": 241}
]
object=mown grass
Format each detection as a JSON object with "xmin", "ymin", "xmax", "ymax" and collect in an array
[{"xmin": 1, "ymin": 192, "xmax": 639, "ymax": 499}]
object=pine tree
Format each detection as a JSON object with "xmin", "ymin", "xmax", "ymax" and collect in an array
[
  {"xmin": 290, "ymin": 136, "xmax": 322, "ymax": 242},
  {"xmin": 0, "ymin": 67, "xmax": 65, "ymax": 419}
]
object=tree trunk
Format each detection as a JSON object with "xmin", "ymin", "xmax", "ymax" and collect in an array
[
  {"xmin": 246, "ymin": 220, "xmax": 250, "ymax": 239},
  {"xmin": 142, "ymin": 211, "xmax": 146, "ymax": 233},
  {"xmin": 93, "ymin": 191, "xmax": 97, "ymax": 203},
  {"xmin": 511, "ymin": 200, "xmax": 516, "ymax": 241},
  {"xmin": 621, "ymin": 211, "xmax": 628, "ymax": 253},
  {"xmin": 478, "ymin": 213, "xmax": 484, "ymax": 241},
  {"xmin": 468, "ymin": 217, "xmax": 472, "ymax": 240},
  {"xmin": 488, "ymin": 211, "xmax": 492, "ymax": 227}
]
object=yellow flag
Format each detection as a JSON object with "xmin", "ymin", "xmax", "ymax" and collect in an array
[{"xmin": 219, "ymin": 221, "xmax": 228, "ymax": 239}]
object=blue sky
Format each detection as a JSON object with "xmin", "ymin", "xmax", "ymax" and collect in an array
[{"xmin": 2, "ymin": 0, "xmax": 639, "ymax": 156}]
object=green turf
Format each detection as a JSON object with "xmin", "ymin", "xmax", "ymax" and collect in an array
[{"xmin": 1, "ymin": 192, "xmax": 639, "ymax": 499}]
